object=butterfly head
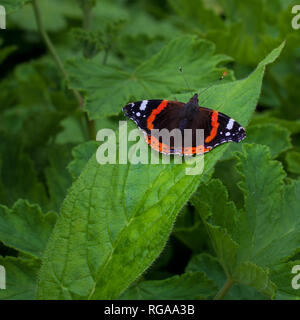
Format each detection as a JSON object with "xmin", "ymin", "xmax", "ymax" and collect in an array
[
  {"xmin": 189, "ymin": 93, "xmax": 199, "ymax": 105},
  {"xmin": 184, "ymin": 93, "xmax": 199, "ymax": 120}
]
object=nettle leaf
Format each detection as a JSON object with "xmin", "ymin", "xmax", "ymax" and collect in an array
[
  {"xmin": 221, "ymin": 123, "xmax": 292, "ymax": 160},
  {"xmin": 191, "ymin": 179, "xmax": 276, "ymax": 298},
  {"xmin": 0, "ymin": 256, "xmax": 40, "ymax": 300},
  {"xmin": 192, "ymin": 143, "xmax": 300, "ymax": 298},
  {"xmin": 66, "ymin": 36, "xmax": 233, "ymax": 120},
  {"xmin": 37, "ymin": 43, "xmax": 284, "ymax": 299},
  {"xmin": 236, "ymin": 144, "xmax": 300, "ymax": 267},
  {"xmin": 120, "ymin": 272, "xmax": 217, "ymax": 300},
  {"xmin": 249, "ymin": 116, "xmax": 300, "ymax": 135},
  {"xmin": 186, "ymin": 253, "xmax": 267, "ymax": 299},
  {"xmin": 213, "ymin": 158, "xmax": 244, "ymax": 209},
  {"xmin": 0, "ymin": 200, "xmax": 57, "ymax": 259}
]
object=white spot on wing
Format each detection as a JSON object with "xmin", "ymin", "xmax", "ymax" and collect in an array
[
  {"xmin": 226, "ymin": 118, "xmax": 234, "ymax": 130},
  {"xmin": 136, "ymin": 112, "xmax": 141, "ymax": 117},
  {"xmin": 225, "ymin": 132, "xmax": 231, "ymax": 136},
  {"xmin": 140, "ymin": 100, "xmax": 148, "ymax": 111}
]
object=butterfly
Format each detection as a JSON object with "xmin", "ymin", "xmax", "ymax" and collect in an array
[{"xmin": 123, "ymin": 93, "xmax": 246, "ymax": 155}]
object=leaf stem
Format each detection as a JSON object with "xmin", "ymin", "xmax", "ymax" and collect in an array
[
  {"xmin": 82, "ymin": 0, "xmax": 96, "ymax": 139},
  {"xmin": 32, "ymin": 0, "xmax": 83, "ymax": 108},
  {"xmin": 214, "ymin": 278, "xmax": 235, "ymax": 300}
]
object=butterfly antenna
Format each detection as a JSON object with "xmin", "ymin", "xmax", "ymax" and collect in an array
[
  {"xmin": 198, "ymin": 70, "xmax": 228, "ymax": 99},
  {"xmin": 179, "ymin": 67, "xmax": 192, "ymax": 92}
]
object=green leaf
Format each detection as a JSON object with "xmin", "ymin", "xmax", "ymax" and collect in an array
[
  {"xmin": 213, "ymin": 159, "xmax": 244, "ymax": 209},
  {"xmin": 191, "ymin": 179, "xmax": 238, "ymax": 235},
  {"xmin": 192, "ymin": 143, "xmax": 300, "ymax": 298},
  {"xmin": 120, "ymin": 272, "xmax": 218, "ymax": 300},
  {"xmin": 286, "ymin": 151, "xmax": 300, "ymax": 175},
  {"xmin": 0, "ymin": 40, "xmax": 17, "ymax": 65},
  {"xmin": 249, "ymin": 116, "xmax": 300, "ymax": 135},
  {"xmin": 0, "ymin": 200, "xmax": 57, "ymax": 259},
  {"xmin": 221, "ymin": 123, "xmax": 292, "ymax": 160},
  {"xmin": 66, "ymin": 36, "xmax": 233, "ymax": 119},
  {"xmin": 192, "ymin": 180, "xmax": 276, "ymax": 297},
  {"xmin": 55, "ymin": 116, "xmax": 87, "ymax": 145},
  {"xmin": 168, "ymin": 0, "xmax": 225, "ymax": 33},
  {"xmin": 235, "ymin": 144, "xmax": 300, "ymax": 267},
  {"xmin": 186, "ymin": 253, "xmax": 268, "ymax": 299},
  {"xmin": 0, "ymin": 0, "xmax": 31, "ymax": 14},
  {"xmin": 8, "ymin": 0, "xmax": 81, "ymax": 31},
  {"xmin": 202, "ymin": 0, "xmax": 294, "ymax": 72},
  {"xmin": 45, "ymin": 145, "xmax": 73, "ymax": 212},
  {"xmin": 271, "ymin": 261, "xmax": 300, "ymax": 299},
  {"xmin": 67, "ymin": 141, "xmax": 99, "ymax": 181},
  {"xmin": 173, "ymin": 205, "xmax": 208, "ymax": 253},
  {"xmin": 37, "ymin": 43, "xmax": 284, "ymax": 300},
  {"xmin": 0, "ymin": 133, "xmax": 48, "ymax": 208},
  {"xmin": 0, "ymin": 257, "xmax": 40, "ymax": 300}
]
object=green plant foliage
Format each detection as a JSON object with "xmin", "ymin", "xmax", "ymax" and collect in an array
[
  {"xmin": 0, "ymin": 257, "xmax": 40, "ymax": 300},
  {"xmin": 0, "ymin": 0, "xmax": 299, "ymax": 301},
  {"xmin": 191, "ymin": 144, "xmax": 300, "ymax": 298},
  {"xmin": 0, "ymin": 200, "xmax": 57, "ymax": 259},
  {"xmin": 186, "ymin": 253, "xmax": 267, "ymax": 299},
  {"xmin": 221, "ymin": 123, "xmax": 292, "ymax": 160},
  {"xmin": 66, "ymin": 36, "xmax": 234, "ymax": 119},
  {"xmin": 120, "ymin": 272, "xmax": 218, "ymax": 300},
  {"xmin": 1, "ymin": 0, "xmax": 31, "ymax": 14},
  {"xmin": 285, "ymin": 150, "xmax": 300, "ymax": 175},
  {"xmin": 36, "ymin": 43, "xmax": 283, "ymax": 299}
]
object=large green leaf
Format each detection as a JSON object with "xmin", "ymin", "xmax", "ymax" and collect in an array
[
  {"xmin": 66, "ymin": 36, "xmax": 233, "ymax": 119},
  {"xmin": 37, "ymin": 42, "xmax": 284, "ymax": 299},
  {"xmin": 192, "ymin": 143, "xmax": 300, "ymax": 298},
  {"xmin": 235, "ymin": 145, "xmax": 300, "ymax": 267},
  {"xmin": 0, "ymin": 200, "xmax": 57, "ymax": 259}
]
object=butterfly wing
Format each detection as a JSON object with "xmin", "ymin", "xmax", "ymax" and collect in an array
[
  {"xmin": 197, "ymin": 107, "xmax": 246, "ymax": 150},
  {"xmin": 123, "ymin": 100, "xmax": 185, "ymax": 133},
  {"xmin": 123, "ymin": 100, "xmax": 246, "ymax": 155}
]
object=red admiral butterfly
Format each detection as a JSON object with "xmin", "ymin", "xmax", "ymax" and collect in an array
[{"xmin": 123, "ymin": 93, "xmax": 246, "ymax": 155}]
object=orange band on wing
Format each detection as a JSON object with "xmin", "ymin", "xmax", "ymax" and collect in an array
[
  {"xmin": 147, "ymin": 100, "xmax": 169, "ymax": 130},
  {"xmin": 205, "ymin": 111, "xmax": 219, "ymax": 143},
  {"xmin": 146, "ymin": 135, "xmax": 171, "ymax": 153},
  {"xmin": 182, "ymin": 146, "xmax": 211, "ymax": 155},
  {"xmin": 146, "ymin": 135, "xmax": 211, "ymax": 155}
]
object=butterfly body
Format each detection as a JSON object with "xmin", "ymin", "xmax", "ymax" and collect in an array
[{"xmin": 123, "ymin": 93, "xmax": 246, "ymax": 155}]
